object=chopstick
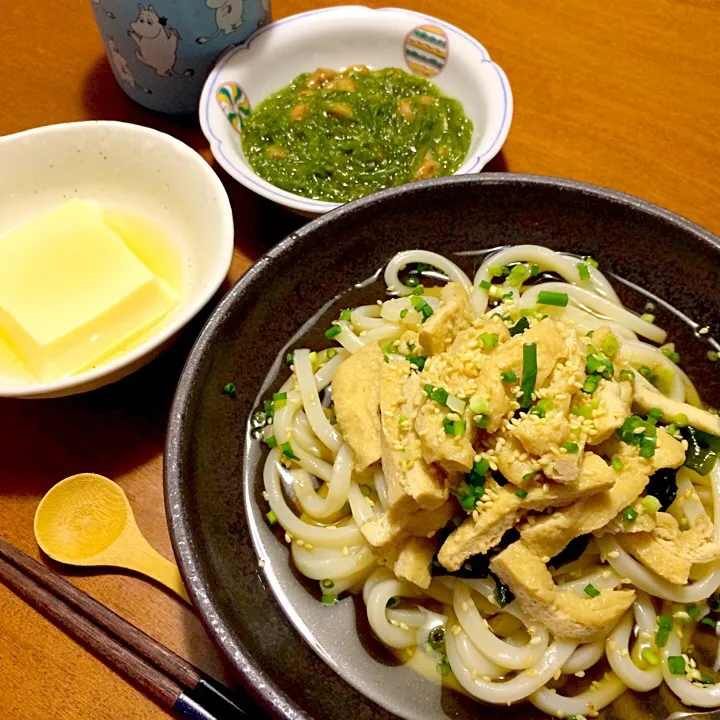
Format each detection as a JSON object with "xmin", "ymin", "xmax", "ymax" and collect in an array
[{"xmin": 0, "ymin": 537, "xmax": 255, "ymax": 719}]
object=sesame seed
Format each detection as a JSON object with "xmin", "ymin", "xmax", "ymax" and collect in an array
[
  {"xmin": 481, "ymin": 674, "xmax": 492, "ymax": 682},
  {"xmin": 400, "ymin": 622, "xmax": 409, "ymax": 631},
  {"xmin": 530, "ymin": 636, "xmax": 542, "ymax": 645},
  {"xmin": 258, "ymin": 559, "xmax": 265, "ymax": 568},
  {"xmin": 342, "ymin": 546, "xmax": 349, "ymax": 556},
  {"xmin": 602, "ymin": 570, "xmax": 612, "ymax": 579},
  {"xmin": 609, "ymin": 551, "xmax": 620, "ymax": 559},
  {"xmin": 621, "ymin": 649, "xmax": 629, "ymax": 657},
  {"xmin": 527, "ymin": 668, "xmax": 538, "ymax": 677},
  {"xmin": 262, "ymin": 491, "xmax": 269, "ymax": 501},
  {"xmin": 699, "ymin": 326, "xmax": 709, "ymax": 335},
  {"xmin": 451, "ymin": 624, "xmax": 462, "ymax": 635},
  {"xmin": 285, "ymin": 533, "xmax": 292, "ymax": 543},
  {"xmin": 575, "ymin": 670, "xmax": 586, "ymax": 678}
]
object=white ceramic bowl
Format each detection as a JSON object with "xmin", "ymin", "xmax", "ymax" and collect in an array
[
  {"xmin": 0, "ymin": 121, "xmax": 234, "ymax": 398},
  {"xmin": 199, "ymin": 5, "xmax": 513, "ymax": 215}
]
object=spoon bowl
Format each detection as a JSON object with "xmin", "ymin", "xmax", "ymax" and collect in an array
[{"xmin": 35, "ymin": 473, "xmax": 189, "ymax": 602}]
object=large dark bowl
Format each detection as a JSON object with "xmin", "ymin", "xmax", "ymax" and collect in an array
[{"xmin": 165, "ymin": 174, "xmax": 720, "ymax": 720}]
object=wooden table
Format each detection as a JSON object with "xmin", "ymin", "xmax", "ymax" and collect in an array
[{"xmin": 1, "ymin": 1, "xmax": 719, "ymax": 718}]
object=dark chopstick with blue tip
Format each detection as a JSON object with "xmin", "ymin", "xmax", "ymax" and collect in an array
[{"xmin": 0, "ymin": 537, "xmax": 258, "ymax": 720}]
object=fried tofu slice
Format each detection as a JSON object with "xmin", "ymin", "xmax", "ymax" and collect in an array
[
  {"xmin": 588, "ymin": 380, "xmax": 633, "ymax": 445},
  {"xmin": 633, "ymin": 376, "xmax": 720, "ymax": 437},
  {"xmin": 332, "ymin": 342, "xmax": 383, "ymax": 470},
  {"xmin": 491, "ymin": 541, "xmax": 635, "ymax": 643},
  {"xmin": 594, "ymin": 510, "xmax": 677, "ymax": 538},
  {"xmin": 659, "ymin": 514, "xmax": 720, "ymax": 565},
  {"xmin": 521, "ymin": 454, "xmax": 631, "ymax": 558},
  {"xmin": 360, "ymin": 503, "xmax": 454, "ymax": 548},
  {"xmin": 415, "ymin": 398, "xmax": 475, "ymax": 474},
  {"xmin": 618, "ymin": 533, "xmax": 692, "ymax": 584},
  {"xmin": 438, "ymin": 454, "xmax": 615, "ymax": 571},
  {"xmin": 492, "ymin": 432, "xmax": 538, "ymax": 488},
  {"xmin": 393, "ymin": 537, "xmax": 436, "ymax": 589},
  {"xmin": 380, "ymin": 360, "xmax": 446, "ymax": 511},
  {"xmin": 511, "ymin": 412, "xmax": 571, "ymax": 457},
  {"xmin": 419, "ymin": 283, "xmax": 474, "ymax": 356}
]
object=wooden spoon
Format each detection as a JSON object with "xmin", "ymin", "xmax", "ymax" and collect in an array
[{"xmin": 34, "ymin": 473, "xmax": 189, "ymax": 602}]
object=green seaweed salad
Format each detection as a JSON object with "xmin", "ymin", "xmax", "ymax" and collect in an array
[{"xmin": 240, "ymin": 66, "xmax": 473, "ymax": 203}]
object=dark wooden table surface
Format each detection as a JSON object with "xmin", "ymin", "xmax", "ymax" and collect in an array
[{"xmin": 1, "ymin": 0, "xmax": 719, "ymax": 717}]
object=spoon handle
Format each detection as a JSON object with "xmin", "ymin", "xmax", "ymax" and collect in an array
[{"xmin": 125, "ymin": 544, "xmax": 191, "ymax": 603}]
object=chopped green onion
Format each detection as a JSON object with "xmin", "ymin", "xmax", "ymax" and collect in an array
[
  {"xmin": 325, "ymin": 324, "xmax": 341, "ymax": 339},
  {"xmin": 530, "ymin": 398, "xmax": 554, "ymax": 418},
  {"xmin": 359, "ymin": 484, "xmax": 372, "ymax": 497},
  {"xmin": 647, "ymin": 408, "xmax": 663, "ymax": 424},
  {"xmin": 340, "ymin": 309, "xmax": 352, "ymax": 321},
  {"xmin": 407, "ymin": 354, "xmax": 426, "ymax": 370},
  {"xmin": 470, "ymin": 459, "xmax": 490, "ymax": 480},
  {"xmin": 479, "ymin": 280, "xmax": 492, "ymax": 290},
  {"xmin": 326, "ymin": 348, "xmax": 338, "ymax": 359},
  {"xmin": 321, "ymin": 578, "xmax": 335, "ymax": 590},
  {"xmin": 586, "ymin": 257, "xmax": 599, "ymax": 268},
  {"xmin": 700, "ymin": 617, "xmax": 717, "ymax": 630},
  {"xmin": 509, "ymin": 317, "xmax": 530, "ymax": 337},
  {"xmin": 488, "ymin": 265, "xmax": 504, "ymax": 278},
  {"xmin": 639, "ymin": 435, "xmax": 657, "ymax": 459},
  {"xmin": 602, "ymin": 336, "xmax": 619, "ymax": 357},
  {"xmin": 642, "ymin": 495, "xmax": 661, "ymax": 513},
  {"xmin": 523, "ymin": 471, "xmax": 538, "ymax": 481},
  {"xmin": 265, "ymin": 435, "xmax": 278, "ymax": 449},
  {"xmin": 424, "ymin": 385, "xmax": 449, "ymax": 407},
  {"xmin": 586, "ymin": 351, "xmax": 615, "ymax": 379},
  {"xmin": 266, "ymin": 510, "xmax": 278, "ymax": 525},
  {"xmin": 436, "ymin": 656, "xmax": 451, "ymax": 676},
  {"xmin": 699, "ymin": 674, "xmax": 714, "ymax": 685},
  {"xmin": 406, "ymin": 275, "xmax": 420, "ymax": 288},
  {"xmin": 563, "ymin": 442, "xmax": 579, "ymax": 454},
  {"xmin": 584, "ymin": 584, "xmax": 600, "ymax": 598},
  {"xmin": 537, "ymin": 290, "xmax": 569, "ymax": 307},
  {"xmin": 501, "ymin": 370, "xmax": 517, "ymax": 384},
  {"xmin": 661, "ymin": 344, "xmax": 680, "ymax": 363},
  {"xmin": 520, "ymin": 343, "xmax": 538, "ymax": 408},
  {"xmin": 515, "ymin": 489, "xmax": 528, "ymax": 499},
  {"xmin": 530, "ymin": 264, "xmax": 540, "ymax": 276},
  {"xmin": 400, "ymin": 308, "xmax": 409, "ymax": 319},
  {"xmin": 686, "ymin": 604, "xmax": 700, "ymax": 621},
  {"xmin": 252, "ymin": 410, "xmax": 267, "ymax": 426},
  {"xmin": 656, "ymin": 628, "xmax": 669, "ymax": 647},
  {"xmin": 572, "ymin": 405, "xmax": 592, "ymax": 418},
  {"xmin": 624, "ymin": 507, "xmax": 638, "ymax": 523},
  {"xmin": 641, "ymin": 649, "xmax": 660, "ymax": 667},
  {"xmin": 223, "ymin": 382, "xmax": 236, "ymax": 395},
  {"xmin": 507, "ymin": 263, "xmax": 530, "ymax": 287},
  {"xmin": 479, "ymin": 332, "xmax": 499, "ymax": 349},
  {"xmin": 428, "ymin": 626, "xmax": 446, "ymax": 651},
  {"xmin": 281, "ymin": 442, "xmax": 300, "ymax": 461},
  {"xmin": 709, "ymin": 350, "xmax": 719, "ymax": 362},
  {"xmin": 264, "ymin": 399, "xmax": 275, "ymax": 418},
  {"xmin": 321, "ymin": 594, "xmax": 338, "ymax": 605},
  {"xmin": 411, "ymin": 296, "xmax": 434, "ymax": 322},
  {"xmin": 674, "ymin": 413, "xmax": 689, "ymax": 427},
  {"xmin": 668, "ymin": 656, "xmax": 686, "ymax": 675},
  {"xmin": 488, "ymin": 285, "xmax": 505, "ymax": 299},
  {"xmin": 386, "ymin": 596, "xmax": 401, "ymax": 608},
  {"xmin": 658, "ymin": 614, "xmax": 673, "ymax": 630},
  {"xmin": 582, "ymin": 375, "xmax": 600, "ymax": 393},
  {"xmin": 612, "ymin": 456, "xmax": 624, "ymax": 471},
  {"xmin": 443, "ymin": 417, "xmax": 466, "ymax": 436},
  {"xmin": 412, "ymin": 285, "xmax": 425, "ymax": 296},
  {"xmin": 577, "ymin": 262, "xmax": 590, "ymax": 281},
  {"xmin": 641, "ymin": 312, "xmax": 656, "ymax": 324},
  {"xmin": 286, "ymin": 352, "xmax": 295, "ymax": 366},
  {"xmin": 619, "ymin": 368, "xmax": 635, "ymax": 382},
  {"xmin": 273, "ymin": 391, "xmax": 288, "ymax": 409},
  {"xmin": 638, "ymin": 365, "xmax": 658, "ymax": 385},
  {"xmin": 469, "ymin": 396, "xmax": 489, "ymax": 415}
]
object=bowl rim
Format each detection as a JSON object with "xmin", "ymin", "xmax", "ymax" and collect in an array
[
  {"xmin": 199, "ymin": 5, "xmax": 514, "ymax": 214},
  {"xmin": 0, "ymin": 120, "xmax": 234, "ymax": 398},
  {"xmin": 164, "ymin": 171, "xmax": 720, "ymax": 718}
]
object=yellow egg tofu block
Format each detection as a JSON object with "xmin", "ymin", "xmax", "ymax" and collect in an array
[{"xmin": 0, "ymin": 199, "xmax": 179, "ymax": 381}]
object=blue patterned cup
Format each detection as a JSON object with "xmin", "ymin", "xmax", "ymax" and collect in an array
[{"xmin": 90, "ymin": 0, "xmax": 271, "ymax": 114}]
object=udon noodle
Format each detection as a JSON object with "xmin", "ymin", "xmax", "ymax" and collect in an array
[{"xmin": 253, "ymin": 245, "xmax": 720, "ymax": 715}]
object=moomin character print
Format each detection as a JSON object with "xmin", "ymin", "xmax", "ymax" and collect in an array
[
  {"xmin": 107, "ymin": 38, "xmax": 151, "ymax": 94},
  {"xmin": 129, "ymin": 5, "xmax": 194, "ymax": 77},
  {"xmin": 196, "ymin": 0, "xmax": 244, "ymax": 44}
]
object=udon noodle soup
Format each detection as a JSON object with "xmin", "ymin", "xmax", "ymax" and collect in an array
[{"xmin": 252, "ymin": 245, "xmax": 720, "ymax": 715}]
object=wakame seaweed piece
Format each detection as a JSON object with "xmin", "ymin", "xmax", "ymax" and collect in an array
[
  {"xmin": 680, "ymin": 426, "xmax": 720, "ymax": 476},
  {"xmin": 645, "ymin": 467, "xmax": 678, "ymax": 511},
  {"xmin": 240, "ymin": 67, "xmax": 473, "ymax": 203},
  {"xmin": 548, "ymin": 535, "xmax": 590, "ymax": 568}
]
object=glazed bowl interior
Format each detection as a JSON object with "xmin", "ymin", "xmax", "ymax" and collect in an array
[
  {"xmin": 200, "ymin": 5, "xmax": 512, "ymax": 215},
  {"xmin": 166, "ymin": 174, "xmax": 720, "ymax": 720}
]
